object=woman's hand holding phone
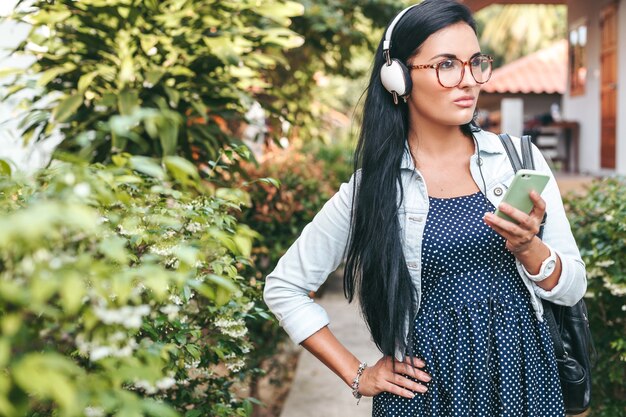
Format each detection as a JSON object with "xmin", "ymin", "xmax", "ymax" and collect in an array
[{"xmin": 483, "ymin": 170, "xmax": 549, "ymax": 255}]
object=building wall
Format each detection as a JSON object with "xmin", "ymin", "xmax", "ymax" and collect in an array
[
  {"xmin": 564, "ymin": 0, "xmax": 625, "ymax": 174},
  {"xmin": 563, "ymin": 0, "xmax": 602, "ymax": 174}
]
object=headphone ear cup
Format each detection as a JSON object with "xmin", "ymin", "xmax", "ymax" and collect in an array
[{"xmin": 380, "ymin": 58, "xmax": 412, "ymax": 98}]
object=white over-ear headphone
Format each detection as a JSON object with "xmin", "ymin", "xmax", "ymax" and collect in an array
[{"xmin": 380, "ymin": 4, "xmax": 420, "ymax": 104}]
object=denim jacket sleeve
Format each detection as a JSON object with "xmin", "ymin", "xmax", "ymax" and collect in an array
[
  {"xmin": 517, "ymin": 143, "xmax": 587, "ymax": 306},
  {"xmin": 263, "ymin": 172, "xmax": 357, "ymax": 345}
]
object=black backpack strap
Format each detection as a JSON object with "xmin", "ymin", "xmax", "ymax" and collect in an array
[
  {"xmin": 542, "ymin": 300, "xmax": 567, "ymax": 360},
  {"xmin": 520, "ymin": 135, "xmax": 535, "ymax": 170},
  {"xmin": 498, "ymin": 133, "xmax": 523, "ymax": 172},
  {"xmin": 498, "ymin": 133, "xmax": 547, "ymax": 237}
]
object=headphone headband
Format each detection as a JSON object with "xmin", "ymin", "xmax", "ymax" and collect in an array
[
  {"xmin": 382, "ymin": 4, "xmax": 420, "ymax": 54},
  {"xmin": 380, "ymin": 3, "xmax": 420, "ymax": 104}
]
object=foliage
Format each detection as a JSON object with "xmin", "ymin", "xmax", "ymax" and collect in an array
[
  {"xmin": 236, "ymin": 145, "xmax": 339, "ymax": 276},
  {"xmin": 565, "ymin": 177, "xmax": 626, "ymax": 417},
  {"xmin": 226, "ymin": 145, "xmax": 344, "ymax": 392},
  {"xmin": 474, "ymin": 5, "xmax": 567, "ymax": 66},
  {"xmin": 262, "ymin": 0, "xmax": 407, "ymax": 143},
  {"xmin": 0, "ymin": 158, "xmax": 269, "ymax": 417},
  {"xmin": 7, "ymin": 0, "xmax": 304, "ymax": 163},
  {"xmin": 302, "ymin": 138, "xmax": 354, "ymax": 190}
]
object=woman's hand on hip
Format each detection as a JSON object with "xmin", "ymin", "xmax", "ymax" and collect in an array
[
  {"xmin": 358, "ymin": 356, "xmax": 430, "ymax": 399},
  {"xmin": 483, "ymin": 190, "xmax": 546, "ymax": 255}
]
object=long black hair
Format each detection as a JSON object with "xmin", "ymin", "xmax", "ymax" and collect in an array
[{"xmin": 343, "ymin": 0, "xmax": 478, "ymax": 357}]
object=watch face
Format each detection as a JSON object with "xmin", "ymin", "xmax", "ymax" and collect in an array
[{"xmin": 544, "ymin": 260, "xmax": 556, "ymax": 276}]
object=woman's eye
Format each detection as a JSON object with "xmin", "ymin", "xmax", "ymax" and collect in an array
[
  {"xmin": 470, "ymin": 57, "xmax": 482, "ymax": 67},
  {"xmin": 439, "ymin": 59, "xmax": 456, "ymax": 70}
]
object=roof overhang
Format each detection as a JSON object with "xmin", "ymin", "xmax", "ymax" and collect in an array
[{"xmin": 460, "ymin": 0, "xmax": 566, "ymax": 12}]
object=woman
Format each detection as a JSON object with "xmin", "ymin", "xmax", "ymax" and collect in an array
[{"xmin": 263, "ymin": 1, "xmax": 586, "ymax": 415}]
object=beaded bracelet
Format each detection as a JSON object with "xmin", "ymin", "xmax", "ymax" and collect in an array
[{"xmin": 350, "ymin": 362, "xmax": 367, "ymax": 404}]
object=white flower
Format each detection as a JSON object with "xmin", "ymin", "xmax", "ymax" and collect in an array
[
  {"xmin": 94, "ymin": 305, "xmax": 151, "ymax": 329},
  {"xmin": 49, "ymin": 257, "xmax": 63, "ymax": 270},
  {"xmin": 133, "ymin": 380, "xmax": 157, "ymax": 395},
  {"xmin": 147, "ymin": 47, "xmax": 158, "ymax": 56},
  {"xmin": 242, "ymin": 302, "xmax": 255, "ymax": 314},
  {"xmin": 74, "ymin": 183, "xmax": 91, "ymax": 198},
  {"xmin": 185, "ymin": 222, "xmax": 203, "ymax": 233},
  {"xmin": 603, "ymin": 278, "xmax": 626, "ymax": 297},
  {"xmin": 169, "ymin": 294, "xmax": 183, "ymax": 305},
  {"xmin": 214, "ymin": 317, "xmax": 248, "ymax": 339},
  {"xmin": 155, "ymin": 377, "xmax": 176, "ymax": 390},
  {"xmin": 90, "ymin": 346, "xmax": 112, "ymax": 361},
  {"xmin": 84, "ymin": 406, "xmax": 105, "ymax": 417},
  {"xmin": 33, "ymin": 249, "xmax": 51, "ymax": 262},
  {"xmin": 225, "ymin": 358, "xmax": 245, "ymax": 373},
  {"xmin": 149, "ymin": 245, "xmax": 174, "ymax": 256},
  {"xmin": 160, "ymin": 304, "xmax": 180, "ymax": 320},
  {"xmin": 596, "ymin": 260, "xmax": 615, "ymax": 268}
]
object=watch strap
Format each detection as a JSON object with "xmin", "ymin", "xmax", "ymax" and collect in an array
[{"xmin": 522, "ymin": 245, "xmax": 557, "ymax": 282}]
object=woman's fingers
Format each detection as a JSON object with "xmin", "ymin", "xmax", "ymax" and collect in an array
[
  {"xmin": 392, "ymin": 373, "xmax": 429, "ymax": 393},
  {"xmin": 359, "ymin": 356, "xmax": 431, "ymax": 398},
  {"xmin": 403, "ymin": 356, "xmax": 425, "ymax": 368},
  {"xmin": 399, "ymin": 361, "xmax": 432, "ymax": 383}
]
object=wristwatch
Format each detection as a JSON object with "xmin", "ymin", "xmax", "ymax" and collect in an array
[{"xmin": 522, "ymin": 245, "xmax": 557, "ymax": 282}]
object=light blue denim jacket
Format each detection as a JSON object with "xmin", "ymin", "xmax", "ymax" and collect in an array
[{"xmin": 263, "ymin": 129, "xmax": 587, "ymax": 358}]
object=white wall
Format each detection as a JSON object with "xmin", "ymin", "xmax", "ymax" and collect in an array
[
  {"xmin": 563, "ymin": 0, "xmax": 602, "ymax": 174},
  {"xmin": 564, "ymin": 0, "xmax": 626, "ymax": 175},
  {"xmin": 0, "ymin": 0, "xmax": 61, "ymax": 173}
]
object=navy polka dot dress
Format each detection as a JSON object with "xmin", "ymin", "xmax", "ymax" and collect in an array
[{"xmin": 372, "ymin": 192, "xmax": 564, "ymax": 417}]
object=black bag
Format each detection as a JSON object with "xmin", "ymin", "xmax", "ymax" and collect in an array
[{"xmin": 498, "ymin": 133, "xmax": 596, "ymax": 415}]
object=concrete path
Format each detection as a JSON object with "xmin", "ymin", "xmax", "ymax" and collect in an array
[{"xmin": 279, "ymin": 273, "xmax": 381, "ymax": 417}]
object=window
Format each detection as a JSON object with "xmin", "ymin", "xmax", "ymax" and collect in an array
[{"xmin": 569, "ymin": 22, "xmax": 587, "ymax": 96}]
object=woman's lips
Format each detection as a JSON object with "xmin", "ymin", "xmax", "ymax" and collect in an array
[{"xmin": 454, "ymin": 96, "xmax": 476, "ymax": 108}]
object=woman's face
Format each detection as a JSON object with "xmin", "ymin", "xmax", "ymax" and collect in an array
[{"xmin": 406, "ymin": 22, "xmax": 483, "ymax": 127}]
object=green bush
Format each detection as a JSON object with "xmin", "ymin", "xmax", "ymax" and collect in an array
[
  {"xmin": 236, "ymin": 145, "xmax": 338, "ymax": 275},
  {"xmin": 7, "ymin": 0, "xmax": 304, "ymax": 163},
  {"xmin": 0, "ymin": 158, "xmax": 267, "ymax": 417},
  {"xmin": 565, "ymin": 177, "xmax": 626, "ymax": 417}
]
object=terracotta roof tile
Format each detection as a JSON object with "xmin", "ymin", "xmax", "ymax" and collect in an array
[{"xmin": 482, "ymin": 40, "xmax": 567, "ymax": 94}]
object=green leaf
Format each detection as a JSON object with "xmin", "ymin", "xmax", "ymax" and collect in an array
[
  {"xmin": 0, "ymin": 159, "xmax": 11, "ymax": 177},
  {"xmin": 172, "ymin": 246, "xmax": 199, "ymax": 266},
  {"xmin": 163, "ymin": 86, "xmax": 180, "ymax": 108},
  {"xmin": 118, "ymin": 89, "xmax": 140, "ymax": 116},
  {"xmin": 142, "ymin": 400, "xmax": 179, "ymax": 417},
  {"xmin": 77, "ymin": 70, "xmax": 100, "ymax": 93},
  {"xmin": 234, "ymin": 235, "xmax": 252, "ymax": 258},
  {"xmin": 163, "ymin": 156, "xmax": 199, "ymax": 183},
  {"xmin": 0, "ymin": 339, "xmax": 10, "ymax": 368},
  {"xmin": 13, "ymin": 353, "xmax": 82, "ymax": 416},
  {"xmin": 216, "ymin": 188, "xmax": 251, "ymax": 206},
  {"xmin": 37, "ymin": 65, "xmax": 75, "ymax": 87},
  {"xmin": 60, "ymin": 273, "xmax": 86, "ymax": 315},
  {"xmin": 158, "ymin": 118, "xmax": 179, "ymax": 156},
  {"xmin": 204, "ymin": 274, "xmax": 238, "ymax": 293},
  {"xmin": 0, "ymin": 67, "xmax": 23, "ymax": 79},
  {"xmin": 252, "ymin": 1, "xmax": 304, "ymax": 24},
  {"xmin": 261, "ymin": 28, "xmax": 305, "ymax": 49},
  {"xmin": 53, "ymin": 94, "xmax": 83, "ymax": 123},
  {"xmin": 129, "ymin": 156, "xmax": 166, "ymax": 180},
  {"xmin": 99, "ymin": 235, "xmax": 130, "ymax": 264}
]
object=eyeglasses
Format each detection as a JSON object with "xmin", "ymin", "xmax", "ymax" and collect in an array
[{"xmin": 408, "ymin": 54, "xmax": 494, "ymax": 88}]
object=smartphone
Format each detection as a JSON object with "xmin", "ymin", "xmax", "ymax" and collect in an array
[{"xmin": 494, "ymin": 169, "xmax": 550, "ymax": 223}]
